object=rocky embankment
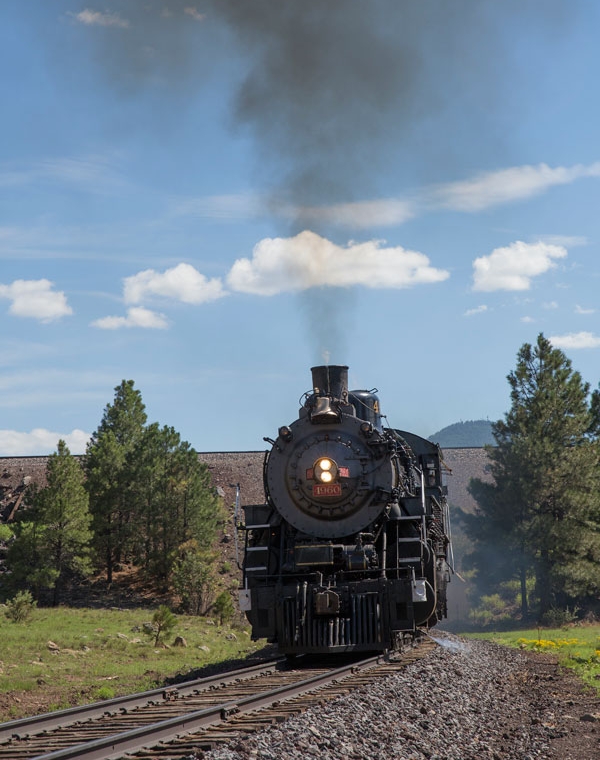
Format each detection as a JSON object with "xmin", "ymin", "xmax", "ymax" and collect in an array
[{"xmin": 202, "ymin": 634, "xmax": 599, "ymax": 760}]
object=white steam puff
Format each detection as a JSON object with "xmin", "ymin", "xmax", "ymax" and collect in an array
[
  {"xmin": 227, "ymin": 230, "xmax": 449, "ymax": 295},
  {"xmin": 472, "ymin": 241, "xmax": 567, "ymax": 292},
  {"xmin": 0, "ymin": 279, "xmax": 73, "ymax": 322},
  {"xmin": 124, "ymin": 263, "xmax": 226, "ymax": 305}
]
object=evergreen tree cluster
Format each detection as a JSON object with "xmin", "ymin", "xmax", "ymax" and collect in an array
[
  {"xmin": 460, "ymin": 334, "xmax": 600, "ymax": 625},
  {"xmin": 1, "ymin": 381, "xmax": 223, "ymax": 608}
]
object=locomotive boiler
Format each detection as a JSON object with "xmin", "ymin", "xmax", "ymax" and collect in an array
[{"xmin": 239, "ymin": 365, "xmax": 452, "ymax": 654}]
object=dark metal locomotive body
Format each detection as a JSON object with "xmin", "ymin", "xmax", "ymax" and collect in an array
[{"xmin": 239, "ymin": 365, "xmax": 451, "ymax": 654}]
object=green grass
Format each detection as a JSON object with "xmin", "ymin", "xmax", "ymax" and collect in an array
[
  {"xmin": 0, "ymin": 606, "xmax": 262, "ymax": 721},
  {"xmin": 467, "ymin": 624, "xmax": 600, "ymax": 693}
]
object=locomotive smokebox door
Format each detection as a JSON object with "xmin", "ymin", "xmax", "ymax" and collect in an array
[{"xmin": 314, "ymin": 589, "xmax": 341, "ymax": 615}]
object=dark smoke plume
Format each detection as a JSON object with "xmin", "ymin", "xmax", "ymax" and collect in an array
[
  {"xmin": 65, "ymin": 0, "xmax": 570, "ymax": 210},
  {"xmin": 62, "ymin": 1, "xmax": 571, "ymax": 362}
]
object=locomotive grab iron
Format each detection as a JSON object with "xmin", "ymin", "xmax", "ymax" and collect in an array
[{"xmin": 239, "ymin": 365, "xmax": 452, "ymax": 654}]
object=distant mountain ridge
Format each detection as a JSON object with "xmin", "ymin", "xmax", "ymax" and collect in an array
[{"xmin": 428, "ymin": 420, "xmax": 496, "ymax": 448}]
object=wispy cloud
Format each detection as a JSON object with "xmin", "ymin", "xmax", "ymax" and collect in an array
[
  {"xmin": 68, "ymin": 9, "xmax": 129, "ymax": 29},
  {"xmin": 0, "ymin": 369, "xmax": 131, "ymax": 410},
  {"xmin": 472, "ymin": 241, "xmax": 567, "ymax": 292},
  {"xmin": 168, "ymin": 194, "xmax": 265, "ymax": 220},
  {"xmin": 464, "ymin": 305, "xmax": 488, "ymax": 317},
  {"xmin": 549, "ymin": 332, "xmax": 600, "ymax": 349},
  {"xmin": 0, "ymin": 154, "xmax": 128, "ymax": 195},
  {"xmin": 227, "ymin": 230, "xmax": 449, "ymax": 295},
  {"xmin": 0, "ymin": 279, "xmax": 73, "ymax": 322},
  {"xmin": 91, "ymin": 307, "xmax": 168, "ymax": 330},
  {"xmin": 168, "ymin": 162, "xmax": 600, "ymax": 230},
  {"xmin": 430, "ymin": 162, "xmax": 600, "ymax": 213},
  {"xmin": 300, "ymin": 162, "xmax": 600, "ymax": 228},
  {"xmin": 184, "ymin": 7, "xmax": 205, "ymax": 22},
  {"xmin": 537, "ymin": 235, "xmax": 588, "ymax": 248},
  {"xmin": 0, "ymin": 428, "xmax": 91, "ymax": 456},
  {"xmin": 575, "ymin": 304, "xmax": 596, "ymax": 315}
]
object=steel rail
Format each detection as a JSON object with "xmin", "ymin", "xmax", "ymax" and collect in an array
[
  {"xmin": 0, "ymin": 658, "xmax": 284, "ymax": 744},
  {"xmin": 32, "ymin": 654, "xmax": 384, "ymax": 760}
]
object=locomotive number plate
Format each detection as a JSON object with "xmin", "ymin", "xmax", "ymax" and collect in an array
[{"xmin": 313, "ymin": 483, "xmax": 342, "ymax": 497}]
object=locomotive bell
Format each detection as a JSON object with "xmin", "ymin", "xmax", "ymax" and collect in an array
[
  {"xmin": 310, "ymin": 396, "xmax": 340, "ymax": 422},
  {"xmin": 310, "ymin": 365, "xmax": 349, "ymax": 423}
]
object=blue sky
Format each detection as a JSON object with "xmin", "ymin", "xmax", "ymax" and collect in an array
[{"xmin": 1, "ymin": 1, "xmax": 600, "ymax": 455}]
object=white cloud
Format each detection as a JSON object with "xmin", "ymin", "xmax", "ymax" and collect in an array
[
  {"xmin": 124, "ymin": 263, "xmax": 226, "ymax": 305},
  {"xmin": 549, "ymin": 332, "xmax": 600, "ymax": 349},
  {"xmin": 464, "ymin": 305, "xmax": 488, "ymax": 317},
  {"xmin": 184, "ymin": 7, "xmax": 205, "ymax": 22},
  {"xmin": 431, "ymin": 162, "xmax": 600, "ymax": 212},
  {"xmin": 91, "ymin": 307, "xmax": 168, "ymax": 330},
  {"xmin": 472, "ymin": 241, "xmax": 567, "ymax": 292},
  {"xmin": 542, "ymin": 301, "xmax": 558, "ymax": 309},
  {"xmin": 69, "ymin": 10, "xmax": 129, "ymax": 28},
  {"xmin": 0, "ymin": 279, "xmax": 73, "ymax": 322},
  {"xmin": 521, "ymin": 316, "xmax": 535, "ymax": 323},
  {"xmin": 575, "ymin": 304, "xmax": 596, "ymax": 315},
  {"xmin": 0, "ymin": 428, "xmax": 91, "ymax": 456},
  {"xmin": 227, "ymin": 230, "xmax": 449, "ymax": 295}
]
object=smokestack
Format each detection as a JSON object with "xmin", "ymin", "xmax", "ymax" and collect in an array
[{"xmin": 311, "ymin": 365, "xmax": 349, "ymax": 401}]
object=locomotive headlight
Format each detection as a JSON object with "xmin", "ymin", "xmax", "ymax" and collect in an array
[{"xmin": 314, "ymin": 457, "xmax": 339, "ymax": 483}]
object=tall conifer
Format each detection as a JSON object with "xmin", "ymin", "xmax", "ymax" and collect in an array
[{"xmin": 463, "ymin": 334, "xmax": 600, "ymax": 619}]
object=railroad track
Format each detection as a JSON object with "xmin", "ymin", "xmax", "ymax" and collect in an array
[{"xmin": 0, "ymin": 639, "xmax": 437, "ymax": 760}]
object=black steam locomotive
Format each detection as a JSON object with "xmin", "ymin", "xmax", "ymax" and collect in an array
[{"xmin": 239, "ymin": 365, "xmax": 452, "ymax": 654}]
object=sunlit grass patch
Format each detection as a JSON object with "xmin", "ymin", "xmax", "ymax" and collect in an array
[
  {"xmin": 467, "ymin": 625, "xmax": 600, "ymax": 693},
  {"xmin": 0, "ymin": 606, "xmax": 262, "ymax": 720}
]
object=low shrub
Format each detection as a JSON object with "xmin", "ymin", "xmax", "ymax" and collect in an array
[{"xmin": 5, "ymin": 590, "xmax": 37, "ymax": 623}]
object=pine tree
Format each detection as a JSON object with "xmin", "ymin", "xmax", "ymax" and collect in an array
[
  {"xmin": 85, "ymin": 380, "xmax": 222, "ymax": 587},
  {"xmin": 172, "ymin": 540, "xmax": 218, "ymax": 615},
  {"xmin": 85, "ymin": 380, "xmax": 147, "ymax": 582},
  {"xmin": 464, "ymin": 334, "xmax": 600, "ymax": 620},
  {"xmin": 7, "ymin": 440, "xmax": 92, "ymax": 604},
  {"xmin": 130, "ymin": 424, "xmax": 222, "ymax": 584}
]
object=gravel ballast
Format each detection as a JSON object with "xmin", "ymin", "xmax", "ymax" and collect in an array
[{"xmin": 200, "ymin": 633, "xmax": 599, "ymax": 760}]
